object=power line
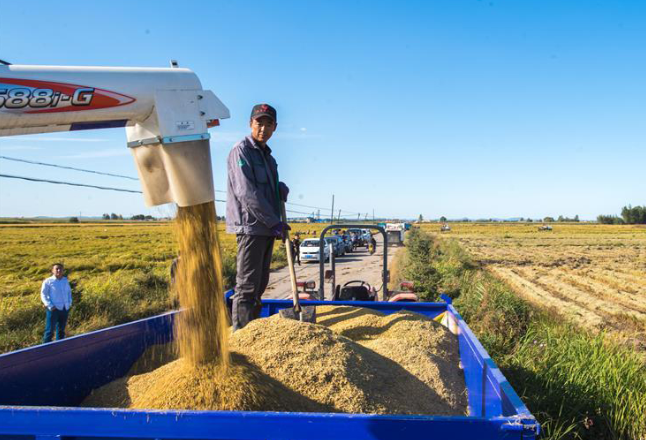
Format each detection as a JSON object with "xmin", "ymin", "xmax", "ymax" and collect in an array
[
  {"xmin": 2, "ymin": 172, "xmax": 371, "ymax": 217},
  {"xmin": 285, "ymin": 208, "xmax": 313, "ymax": 216},
  {"xmin": 217, "ymin": 191, "xmax": 359, "ymax": 215},
  {"xmin": 0, "ymin": 173, "xmax": 233, "ymax": 201},
  {"xmin": 1, "ymin": 154, "xmax": 371, "ymax": 217},
  {"xmin": 1, "ymin": 173, "xmax": 143, "ymax": 194},
  {"xmin": 219, "ymin": 189, "xmax": 359, "ymax": 216},
  {"xmin": 286, "ymin": 201, "xmax": 361, "ymax": 216},
  {"xmin": 1, "ymin": 155, "xmax": 365, "ymax": 215},
  {"xmin": 0, "ymin": 155, "xmax": 139, "ymax": 181}
]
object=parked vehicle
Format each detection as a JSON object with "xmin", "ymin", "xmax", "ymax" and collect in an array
[
  {"xmin": 349, "ymin": 233, "xmax": 359, "ymax": 249},
  {"xmin": 340, "ymin": 233, "xmax": 353, "ymax": 253},
  {"xmin": 299, "ymin": 239, "xmax": 330, "ymax": 262},
  {"xmin": 325, "ymin": 236, "xmax": 345, "ymax": 257},
  {"xmin": 385, "ymin": 223, "xmax": 406, "ymax": 246},
  {"xmin": 360, "ymin": 229, "xmax": 372, "ymax": 248},
  {"xmin": 347, "ymin": 228, "xmax": 364, "ymax": 247}
]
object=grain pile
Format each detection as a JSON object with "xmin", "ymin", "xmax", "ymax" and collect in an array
[
  {"xmin": 231, "ymin": 311, "xmax": 467, "ymax": 415},
  {"xmin": 315, "ymin": 305, "xmax": 467, "ymax": 413},
  {"xmin": 83, "ymin": 353, "xmax": 300, "ymax": 411},
  {"xmin": 83, "ymin": 306, "xmax": 467, "ymax": 416},
  {"xmin": 174, "ymin": 202, "xmax": 230, "ymax": 367}
]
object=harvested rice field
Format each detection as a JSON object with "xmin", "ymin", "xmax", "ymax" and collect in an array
[
  {"xmin": 423, "ymin": 223, "xmax": 646, "ymax": 344},
  {"xmin": 83, "ymin": 305, "xmax": 467, "ymax": 415},
  {"xmin": 0, "ymin": 221, "xmax": 329, "ymax": 353}
]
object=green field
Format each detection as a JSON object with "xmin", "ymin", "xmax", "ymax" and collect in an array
[{"xmin": 0, "ymin": 221, "xmax": 328, "ymax": 353}]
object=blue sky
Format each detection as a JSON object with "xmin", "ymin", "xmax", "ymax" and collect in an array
[{"xmin": 1, "ymin": 0, "xmax": 644, "ymax": 220}]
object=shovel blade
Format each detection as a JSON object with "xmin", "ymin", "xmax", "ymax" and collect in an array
[{"xmin": 279, "ymin": 306, "xmax": 317, "ymax": 323}]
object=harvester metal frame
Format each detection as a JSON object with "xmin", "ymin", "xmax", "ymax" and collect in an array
[{"xmin": 318, "ymin": 224, "xmax": 388, "ymax": 300}]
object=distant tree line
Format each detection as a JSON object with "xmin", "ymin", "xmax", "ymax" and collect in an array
[
  {"xmin": 557, "ymin": 215, "xmax": 579, "ymax": 222},
  {"xmin": 543, "ymin": 215, "xmax": 579, "ymax": 223},
  {"xmin": 597, "ymin": 205, "xmax": 646, "ymax": 224},
  {"xmin": 102, "ymin": 213, "xmax": 156, "ymax": 221},
  {"xmin": 130, "ymin": 214, "xmax": 156, "ymax": 221},
  {"xmin": 97, "ymin": 213, "xmax": 226, "ymax": 222},
  {"xmin": 102, "ymin": 213, "xmax": 124, "ymax": 220}
]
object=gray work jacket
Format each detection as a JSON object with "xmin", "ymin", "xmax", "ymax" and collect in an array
[{"xmin": 226, "ymin": 136, "xmax": 284, "ymax": 236}]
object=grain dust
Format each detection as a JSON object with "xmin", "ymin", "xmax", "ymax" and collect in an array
[{"xmin": 174, "ymin": 202, "xmax": 230, "ymax": 367}]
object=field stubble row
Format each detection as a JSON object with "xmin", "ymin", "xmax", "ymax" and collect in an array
[{"xmin": 422, "ymin": 223, "xmax": 646, "ymax": 348}]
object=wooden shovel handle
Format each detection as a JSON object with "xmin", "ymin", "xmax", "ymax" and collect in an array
[{"xmin": 281, "ymin": 203, "xmax": 301, "ymax": 313}]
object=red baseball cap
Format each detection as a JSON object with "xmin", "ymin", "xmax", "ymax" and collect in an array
[{"xmin": 250, "ymin": 103, "xmax": 277, "ymax": 122}]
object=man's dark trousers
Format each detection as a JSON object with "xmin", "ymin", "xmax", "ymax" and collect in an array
[
  {"xmin": 232, "ymin": 234, "xmax": 275, "ymax": 331},
  {"xmin": 43, "ymin": 308, "xmax": 69, "ymax": 343}
]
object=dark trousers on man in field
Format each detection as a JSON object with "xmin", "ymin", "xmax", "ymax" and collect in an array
[
  {"xmin": 292, "ymin": 242, "xmax": 301, "ymax": 265},
  {"xmin": 43, "ymin": 308, "xmax": 70, "ymax": 343},
  {"xmin": 232, "ymin": 234, "xmax": 275, "ymax": 331}
]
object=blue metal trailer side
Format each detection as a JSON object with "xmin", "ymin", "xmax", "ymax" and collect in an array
[{"xmin": 0, "ymin": 295, "xmax": 540, "ymax": 439}]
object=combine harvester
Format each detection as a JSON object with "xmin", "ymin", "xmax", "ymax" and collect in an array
[{"xmin": 0, "ymin": 61, "xmax": 540, "ymax": 440}]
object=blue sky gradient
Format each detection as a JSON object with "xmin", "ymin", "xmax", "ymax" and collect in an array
[{"xmin": 1, "ymin": 0, "xmax": 644, "ymax": 220}]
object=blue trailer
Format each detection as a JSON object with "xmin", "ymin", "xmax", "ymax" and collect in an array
[{"xmin": 0, "ymin": 295, "xmax": 540, "ymax": 440}]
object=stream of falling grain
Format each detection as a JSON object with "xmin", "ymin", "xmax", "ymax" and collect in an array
[{"xmin": 174, "ymin": 202, "xmax": 230, "ymax": 368}]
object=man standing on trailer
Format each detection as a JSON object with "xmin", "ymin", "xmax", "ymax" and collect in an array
[
  {"xmin": 227, "ymin": 104, "xmax": 290, "ymax": 331},
  {"xmin": 41, "ymin": 263, "xmax": 73, "ymax": 342}
]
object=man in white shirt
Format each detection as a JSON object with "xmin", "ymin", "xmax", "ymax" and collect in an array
[{"xmin": 41, "ymin": 263, "xmax": 73, "ymax": 343}]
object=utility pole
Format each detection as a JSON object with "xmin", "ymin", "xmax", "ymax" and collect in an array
[
  {"xmin": 330, "ymin": 194, "xmax": 335, "ymax": 224},
  {"xmin": 372, "ymin": 209, "xmax": 375, "ymax": 223},
  {"xmin": 338, "ymin": 209, "xmax": 341, "ymax": 223}
]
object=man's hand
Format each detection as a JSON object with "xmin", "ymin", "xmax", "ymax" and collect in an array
[
  {"xmin": 271, "ymin": 222, "xmax": 291, "ymax": 241},
  {"xmin": 279, "ymin": 182, "xmax": 289, "ymax": 202}
]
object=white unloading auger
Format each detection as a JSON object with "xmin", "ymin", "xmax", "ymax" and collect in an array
[{"xmin": 0, "ymin": 61, "xmax": 230, "ymax": 207}]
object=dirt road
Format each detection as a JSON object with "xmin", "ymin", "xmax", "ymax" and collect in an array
[{"xmin": 264, "ymin": 235, "xmax": 402, "ymax": 300}]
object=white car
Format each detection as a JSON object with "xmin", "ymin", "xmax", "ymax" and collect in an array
[{"xmin": 299, "ymin": 239, "xmax": 330, "ymax": 262}]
